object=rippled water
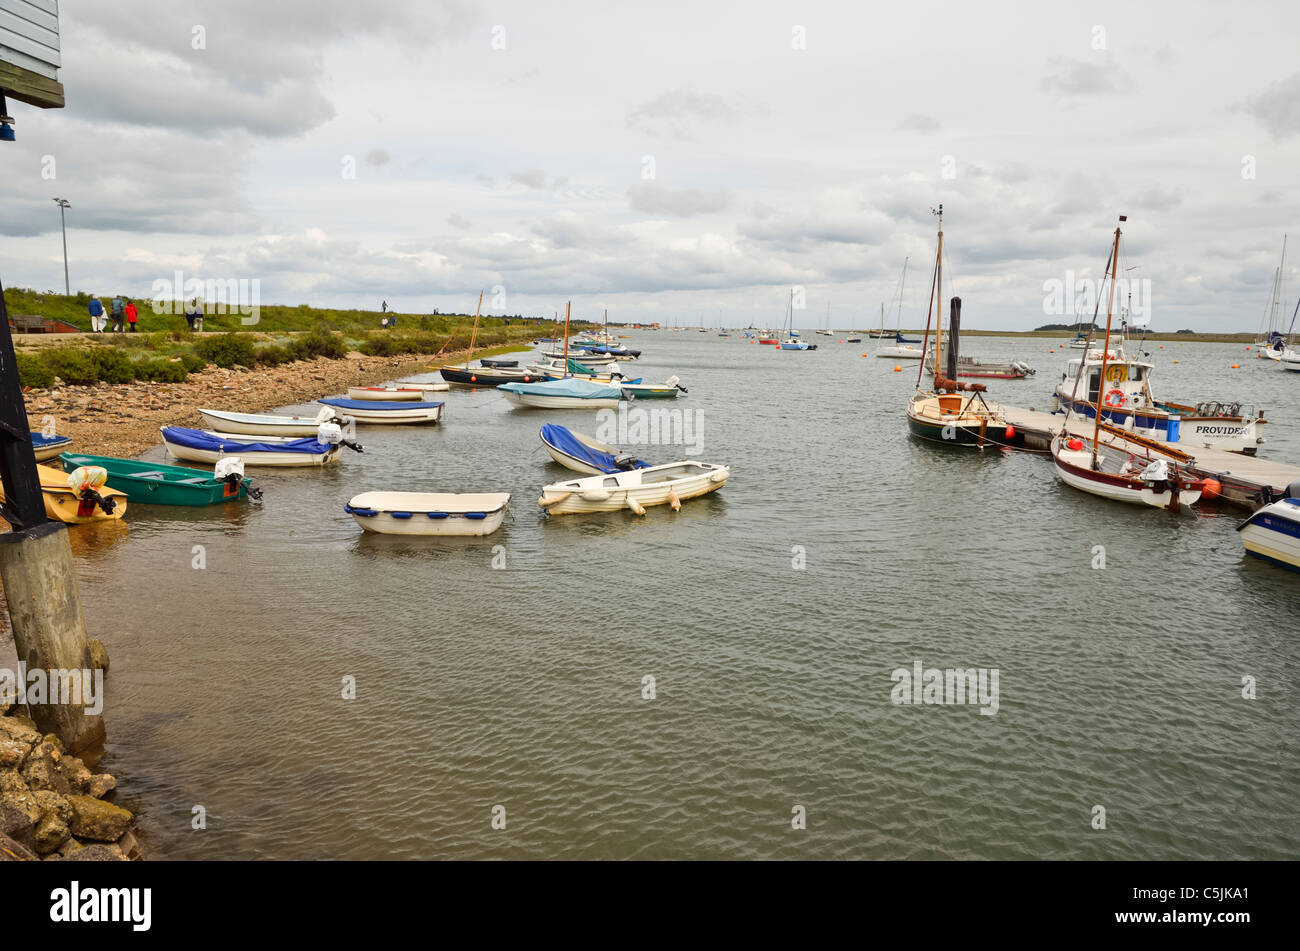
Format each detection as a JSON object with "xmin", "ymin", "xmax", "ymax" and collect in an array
[{"xmin": 11, "ymin": 331, "xmax": 1299, "ymax": 859}]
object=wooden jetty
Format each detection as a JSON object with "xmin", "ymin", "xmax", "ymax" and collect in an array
[{"xmin": 999, "ymin": 404, "xmax": 1300, "ymax": 511}]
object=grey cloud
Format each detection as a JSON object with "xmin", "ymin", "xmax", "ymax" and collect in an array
[
  {"xmin": 447, "ymin": 213, "xmax": 472, "ymax": 230},
  {"xmin": 1241, "ymin": 72, "xmax": 1300, "ymax": 139},
  {"xmin": 511, "ymin": 168, "xmax": 550, "ymax": 189},
  {"xmin": 365, "ymin": 150, "xmax": 391, "ymax": 168},
  {"xmin": 627, "ymin": 88, "xmax": 746, "ymax": 139},
  {"xmin": 1040, "ymin": 56, "xmax": 1133, "ymax": 98},
  {"xmin": 627, "ymin": 182, "xmax": 731, "ymax": 217},
  {"xmin": 897, "ymin": 113, "xmax": 941, "ymax": 134}
]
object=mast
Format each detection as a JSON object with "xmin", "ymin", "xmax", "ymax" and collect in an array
[
  {"xmin": 1090, "ymin": 216, "xmax": 1126, "ymax": 468},
  {"xmin": 933, "ymin": 205, "xmax": 944, "ymax": 376},
  {"xmin": 563, "ymin": 301, "xmax": 571, "ymax": 376},
  {"xmin": 897, "ymin": 256, "xmax": 908, "ymax": 333},
  {"xmin": 465, "ymin": 290, "xmax": 483, "ymax": 368}
]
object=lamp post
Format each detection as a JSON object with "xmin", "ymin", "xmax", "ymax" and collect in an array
[{"xmin": 53, "ymin": 198, "xmax": 70, "ymax": 295}]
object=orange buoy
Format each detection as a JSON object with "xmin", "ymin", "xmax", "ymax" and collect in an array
[
  {"xmin": 1200, "ymin": 477, "xmax": 1222, "ymax": 501},
  {"xmin": 1004, "ymin": 425, "xmax": 1015, "ymax": 439},
  {"xmin": 1231, "ymin": 364, "xmax": 1239, "ymax": 369},
  {"xmin": 893, "ymin": 365, "xmax": 902, "ymax": 372},
  {"xmin": 470, "ymin": 375, "xmax": 477, "ymax": 382},
  {"xmin": 861, "ymin": 353, "xmax": 868, "ymax": 357},
  {"xmin": 1172, "ymin": 360, "xmax": 1179, "ymax": 364}
]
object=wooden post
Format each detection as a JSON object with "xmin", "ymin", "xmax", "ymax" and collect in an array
[
  {"xmin": 947, "ymin": 296, "xmax": 961, "ymax": 381},
  {"xmin": 1, "ymin": 275, "xmax": 105, "ymax": 751}
]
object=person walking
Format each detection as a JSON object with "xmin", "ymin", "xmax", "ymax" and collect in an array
[
  {"xmin": 125, "ymin": 299, "xmax": 139, "ymax": 332},
  {"xmin": 88, "ymin": 295, "xmax": 106, "ymax": 333},
  {"xmin": 110, "ymin": 295, "xmax": 125, "ymax": 332}
]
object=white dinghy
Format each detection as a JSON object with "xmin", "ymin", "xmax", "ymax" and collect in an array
[
  {"xmin": 538, "ymin": 461, "xmax": 730, "ymax": 516},
  {"xmin": 345, "ymin": 491, "xmax": 510, "ymax": 536},
  {"xmin": 317, "ymin": 398, "xmax": 444, "ymax": 424},
  {"xmin": 197, "ymin": 406, "xmax": 343, "ymax": 437},
  {"xmin": 345, "ymin": 386, "xmax": 427, "ymax": 401},
  {"xmin": 161, "ymin": 422, "xmax": 351, "ymax": 467}
]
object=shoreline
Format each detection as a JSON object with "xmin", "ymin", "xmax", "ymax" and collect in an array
[{"xmin": 22, "ymin": 344, "xmax": 528, "ymax": 461}]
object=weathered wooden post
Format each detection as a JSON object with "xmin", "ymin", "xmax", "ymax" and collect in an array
[
  {"xmin": 947, "ymin": 296, "xmax": 961, "ymax": 381},
  {"xmin": 0, "ymin": 276, "xmax": 105, "ymax": 752}
]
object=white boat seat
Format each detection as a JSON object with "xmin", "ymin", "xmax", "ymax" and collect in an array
[
  {"xmin": 133, "ymin": 471, "xmax": 167, "ymax": 479},
  {"xmin": 178, "ymin": 477, "xmax": 209, "ymax": 484}
]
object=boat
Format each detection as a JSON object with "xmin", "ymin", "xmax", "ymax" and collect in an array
[
  {"xmin": 161, "ymin": 425, "xmax": 345, "ymax": 466},
  {"xmin": 1050, "ymin": 216, "xmax": 1206, "ymax": 510},
  {"xmin": 925, "ymin": 354, "xmax": 1034, "ymax": 379},
  {"xmin": 59, "ymin": 452, "xmax": 258, "ymax": 505},
  {"xmin": 539, "ymin": 424, "xmax": 650, "ymax": 475},
  {"xmin": 542, "ymin": 348, "xmax": 616, "ymax": 365},
  {"xmin": 616, "ymin": 376, "xmax": 684, "ymax": 399},
  {"xmin": 1281, "ymin": 349, "xmax": 1300, "ymax": 373},
  {"xmin": 1254, "ymin": 236, "xmax": 1290, "ymax": 361},
  {"xmin": 538, "ymin": 461, "xmax": 730, "ymax": 515},
  {"xmin": 905, "ymin": 205, "xmax": 1014, "ymax": 448},
  {"xmin": 529, "ymin": 357, "xmax": 639, "ymax": 383},
  {"xmin": 32, "ymin": 432, "xmax": 73, "ymax": 462},
  {"xmin": 1055, "ymin": 346, "xmax": 1265, "ymax": 454},
  {"xmin": 778, "ymin": 289, "xmax": 817, "ymax": 350},
  {"xmin": 345, "ymin": 386, "xmax": 427, "ymax": 401},
  {"xmin": 1238, "ymin": 496, "xmax": 1300, "ymax": 571},
  {"xmin": 876, "ymin": 262, "xmax": 928, "ymax": 359},
  {"xmin": 759, "ymin": 338, "xmax": 779, "ymax": 345},
  {"xmin": 0, "ymin": 464, "xmax": 127, "ymax": 524},
  {"xmin": 317, "ymin": 398, "xmax": 444, "ymax": 425},
  {"xmin": 197, "ymin": 406, "xmax": 343, "ymax": 438},
  {"xmin": 438, "ymin": 292, "xmax": 545, "ymax": 386},
  {"xmin": 500, "ymin": 377, "xmax": 623, "ymax": 409},
  {"xmin": 345, "ymin": 491, "xmax": 510, "ymax": 536}
]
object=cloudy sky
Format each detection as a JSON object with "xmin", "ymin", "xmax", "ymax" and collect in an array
[{"xmin": 2, "ymin": 0, "xmax": 1299, "ymax": 330}]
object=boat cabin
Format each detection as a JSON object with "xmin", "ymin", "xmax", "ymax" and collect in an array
[{"xmin": 1060, "ymin": 350, "xmax": 1153, "ymax": 408}]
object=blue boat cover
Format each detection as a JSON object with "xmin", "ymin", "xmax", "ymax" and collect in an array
[
  {"xmin": 162, "ymin": 427, "xmax": 330, "ymax": 455},
  {"xmin": 499, "ymin": 378, "xmax": 622, "ymax": 399},
  {"xmin": 32, "ymin": 433, "xmax": 72, "ymax": 449},
  {"xmin": 540, "ymin": 424, "xmax": 648, "ymax": 473},
  {"xmin": 319, "ymin": 398, "xmax": 444, "ymax": 411}
]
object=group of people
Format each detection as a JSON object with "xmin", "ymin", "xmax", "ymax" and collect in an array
[
  {"xmin": 86, "ymin": 296, "xmax": 204, "ymax": 332},
  {"xmin": 87, "ymin": 295, "xmax": 138, "ymax": 333}
]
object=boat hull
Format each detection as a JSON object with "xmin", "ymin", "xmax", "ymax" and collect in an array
[
  {"xmin": 317, "ymin": 399, "xmax": 443, "ymax": 424},
  {"xmin": 1238, "ymin": 499, "xmax": 1300, "ymax": 571},
  {"xmin": 538, "ymin": 462, "xmax": 729, "ymax": 515},
  {"xmin": 32, "ymin": 435, "xmax": 73, "ymax": 462},
  {"xmin": 197, "ymin": 409, "xmax": 334, "ymax": 437},
  {"xmin": 502, "ymin": 391, "xmax": 621, "ymax": 409},
  {"xmin": 906, "ymin": 394, "xmax": 1011, "ymax": 448},
  {"xmin": 162, "ymin": 436, "xmax": 339, "ymax": 467},
  {"xmin": 345, "ymin": 491, "xmax": 509, "ymax": 536},
  {"xmin": 877, "ymin": 346, "xmax": 924, "ymax": 359},
  {"xmin": 59, "ymin": 453, "xmax": 248, "ymax": 505},
  {"xmin": 1056, "ymin": 395, "xmax": 1260, "ymax": 454},
  {"xmin": 438, "ymin": 366, "xmax": 544, "ymax": 387},
  {"xmin": 1052, "ymin": 441, "xmax": 1201, "ymax": 509},
  {"xmin": 345, "ymin": 387, "xmax": 426, "ymax": 401}
]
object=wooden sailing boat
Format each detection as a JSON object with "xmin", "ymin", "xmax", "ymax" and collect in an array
[
  {"xmin": 904, "ymin": 206, "xmax": 1011, "ymax": 447},
  {"xmin": 1050, "ymin": 216, "xmax": 1205, "ymax": 510},
  {"xmin": 438, "ymin": 292, "xmax": 542, "ymax": 386}
]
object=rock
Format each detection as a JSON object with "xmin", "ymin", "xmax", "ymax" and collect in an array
[
  {"xmin": 33, "ymin": 814, "xmax": 71, "ymax": 854},
  {"xmin": 19, "ymin": 739, "xmax": 70, "ymax": 793},
  {"xmin": 57, "ymin": 836, "xmax": 84, "ymax": 857},
  {"xmin": 0, "ymin": 833, "xmax": 39, "ymax": 861},
  {"xmin": 0, "ymin": 802, "xmax": 34, "ymax": 846},
  {"xmin": 116, "ymin": 829, "xmax": 143, "ymax": 861},
  {"xmin": 87, "ymin": 638, "xmax": 110, "ymax": 674},
  {"xmin": 0, "ymin": 715, "xmax": 41, "ymax": 747},
  {"xmin": 87, "ymin": 774, "xmax": 117, "ymax": 799},
  {"xmin": 66, "ymin": 794, "xmax": 133, "ymax": 841},
  {"xmin": 0, "ymin": 738, "xmax": 28, "ymax": 769},
  {"xmin": 61, "ymin": 843, "xmax": 125, "ymax": 861},
  {"xmin": 0, "ymin": 769, "xmax": 27, "ymax": 794}
]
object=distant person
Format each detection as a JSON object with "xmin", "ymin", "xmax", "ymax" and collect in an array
[
  {"xmin": 382, "ymin": 300, "xmax": 388, "ymax": 313},
  {"xmin": 125, "ymin": 299, "xmax": 139, "ymax": 332},
  {"xmin": 110, "ymin": 295, "xmax": 125, "ymax": 332},
  {"xmin": 388, "ymin": 313, "xmax": 396, "ymax": 328},
  {"xmin": 381, "ymin": 317, "xmax": 389, "ymax": 328},
  {"xmin": 185, "ymin": 298, "xmax": 203, "ymax": 332},
  {"xmin": 88, "ymin": 295, "xmax": 106, "ymax": 333}
]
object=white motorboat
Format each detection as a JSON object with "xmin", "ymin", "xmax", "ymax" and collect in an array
[
  {"xmin": 317, "ymin": 398, "xmax": 444, "ymax": 424},
  {"xmin": 538, "ymin": 461, "xmax": 730, "ymax": 515},
  {"xmin": 1280, "ymin": 349, "xmax": 1300, "ymax": 373},
  {"xmin": 1238, "ymin": 496, "xmax": 1300, "ymax": 571},
  {"xmin": 197, "ymin": 406, "xmax": 342, "ymax": 437},
  {"xmin": 499, "ymin": 377, "xmax": 623, "ymax": 409},
  {"xmin": 345, "ymin": 491, "xmax": 510, "ymax": 536}
]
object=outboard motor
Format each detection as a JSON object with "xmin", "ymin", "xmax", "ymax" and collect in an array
[
  {"xmin": 66, "ymin": 466, "xmax": 116, "ymax": 515},
  {"xmin": 214, "ymin": 456, "xmax": 262, "ymax": 501},
  {"xmin": 665, "ymin": 374, "xmax": 687, "ymax": 394},
  {"xmin": 612, "ymin": 453, "xmax": 640, "ymax": 471},
  {"xmin": 1138, "ymin": 458, "xmax": 1169, "ymax": 483},
  {"xmin": 318, "ymin": 421, "xmax": 364, "ymax": 453}
]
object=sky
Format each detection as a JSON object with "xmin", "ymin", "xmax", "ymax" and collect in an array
[{"xmin": 2, "ymin": 0, "xmax": 1299, "ymax": 331}]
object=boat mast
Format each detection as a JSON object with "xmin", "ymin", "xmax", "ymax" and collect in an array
[
  {"xmin": 466, "ymin": 290, "xmax": 483, "ymax": 369},
  {"xmin": 1276, "ymin": 235, "xmax": 1288, "ymax": 337},
  {"xmin": 1090, "ymin": 216, "xmax": 1126, "ymax": 468},
  {"xmin": 563, "ymin": 301, "xmax": 571, "ymax": 375},
  {"xmin": 897, "ymin": 256, "xmax": 908, "ymax": 334},
  {"xmin": 933, "ymin": 205, "xmax": 943, "ymax": 375}
]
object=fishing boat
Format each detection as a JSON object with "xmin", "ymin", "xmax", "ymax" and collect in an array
[
  {"xmin": 1055, "ymin": 345, "xmax": 1265, "ymax": 454},
  {"xmin": 161, "ymin": 426, "xmax": 345, "ymax": 466},
  {"xmin": 925, "ymin": 354, "xmax": 1034, "ymax": 379},
  {"xmin": 1254, "ymin": 236, "xmax": 1290, "ymax": 361},
  {"xmin": 317, "ymin": 398, "xmax": 444, "ymax": 425},
  {"xmin": 32, "ymin": 432, "xmax": 72, "ymax": 462},
  {"xmin": 1051, "ymin": 216, "xmax": 1206, "ymax": 510},
  {"xmin": 1238, "ymin": 496, "xmax": 1300, "ymax": 571},
  {"xmin": 345, "ymin": 386, "xmax": 427, "ymax": 401},
  {"xmin": 59, "ymin": 453, "xmax": 258, "ymax": 505},
  {"xmin": 197, "ymin": 406, "xmax": 343, "ymax": 438},
  {"xmin": 500, "ymin": 377, "xmax": 623, "ymax": 409},
  {"xmin": 0, "ymin": 465, "xmax": 127, "ymax": 524},
  {"xmin": 539, "ymin": 424, "xmax": 649, "ymax": 475},
  {"xmin": 345, "ymin": 491, "xmax": 510, "ymax": 536},
  {"xmin": 538, "ymin": 461, "xmax": 730, "ymax": 516},
  {"xmin": 905, "ymin": 206, "xmax": 1013, "ymax": 448}
]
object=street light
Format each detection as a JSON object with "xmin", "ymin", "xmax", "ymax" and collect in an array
[{"xmin": 52, "ymin": 198, "xmax": 70, "ymax": 295}]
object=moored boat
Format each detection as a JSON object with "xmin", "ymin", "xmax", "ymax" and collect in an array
[
  {"xmin": 317, "ymin": 398, "xmax": 444, "ymax": 424},
  {"xmin": 345, "ymin": 491, "xmax": 510, "ymax": 536},
  {"xmin": 162, "ymin": 426, "xmax": 344, "ymax": 466},
  {"xmin": 539, "ymin": 424, "xmax": 649, "ymax": 475},
  {"xmin": 0, "ymin": 465, "xmax": 127, "ymax": 524},
  {"xmin": 32, "ymin": 432, "xmax": 73, "ymax": 462},
  {"xmin": 345, "ymin": 386, "xmax": 427, "ymax": 401},
  {"xmin": 1238, "ymin": 496, "xmax": 1300, "ymax": 571},
  {"xmin": 926, "ymin": 355, "xmax": 1034, "ymax": 379},
  {"xmin": 59, "ymin": 452, "xmax": 257, "ymax": 505},
  {"xmin": 500, "ymin": 377, "xmax": 623, "ymax": 409},
  {"xmin": 538, "ymin": 461, "xmax": 730, "ymax": 515},
  {"xmin": 197, "ymin": 406, "xmax": 343, "ymax": 437}
]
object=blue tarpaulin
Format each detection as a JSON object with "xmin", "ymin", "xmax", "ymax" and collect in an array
[
  {"xmin": 499, "ymin": 378, "xmax": 622, "ymax": 399},
  {"xmin": 162, "ymin": 427, "xmax": 331, "ymax": 455},
  {"xmin": 540, "ymin": 424, "xmax": 648, "ymax": 473},
  {"xmin": 32, "ymin": 433, "xmax": 72, "ymax": 451}
]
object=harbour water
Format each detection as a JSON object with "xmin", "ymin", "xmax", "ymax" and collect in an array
[{"xmin": 10, "ymin": 332, "xmax": 1299, "ymax": 859}]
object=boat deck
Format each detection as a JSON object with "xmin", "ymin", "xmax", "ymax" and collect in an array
[{"xmin": 999, "ymin": 404, "xmax": 1300, "ymax": 510}]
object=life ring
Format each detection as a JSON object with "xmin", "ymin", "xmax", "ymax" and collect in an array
[{"xmin": 1103, "ymin": 388, "xmax": 1126, "ymax": 408}]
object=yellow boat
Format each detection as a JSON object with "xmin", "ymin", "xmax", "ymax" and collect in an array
[{"xmin": 0, "ymin": 465, "xmax": 127, "ymax": 525}]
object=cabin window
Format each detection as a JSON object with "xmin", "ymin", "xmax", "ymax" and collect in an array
[{"xmin": 1087, "ymin": 371, "xmax": 1100, "ymax": 403}]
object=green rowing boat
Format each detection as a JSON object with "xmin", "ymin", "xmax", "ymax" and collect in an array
[{"xmin": 58, "ymin": 452, "xmax": 255, "ymax": 506}]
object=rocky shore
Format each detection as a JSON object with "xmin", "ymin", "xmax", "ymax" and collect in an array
[
  {"xmin": 21, "ymin": 345, "xmax": 514, "ymax": 460},
  {"xmin": 0, "ymin": 708, "xmax": 139, "ymax": 862}
]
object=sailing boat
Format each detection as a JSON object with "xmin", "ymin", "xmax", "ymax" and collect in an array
[
  {"xmin": 904, "ymin": 205, "xmax": 1012, "ymax": 448},
  {"xmin": 1050, "ymin": 216, "xmax": 1205, "ymax": 509},
  {"xmin": 500, "ymin": 302, "xmax": 625, "ymax": 408},
  {"xmin": 815, "ymin": 302, "xmax": 833, "ymax": 336},
  {"xmin": 1255, "ymin": 235, "xmax": 1289, "ymax": 361},
  {"xmin": 877, "ymin": 257, "xmax": 925, "ymax": 359},
  {"xmin": 779, "ymin": 288, "xmax": 817, "ymax": 350},
  {"xmin": 438, "ymin": 292, "xmax": 542, "ymax": 386}
]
